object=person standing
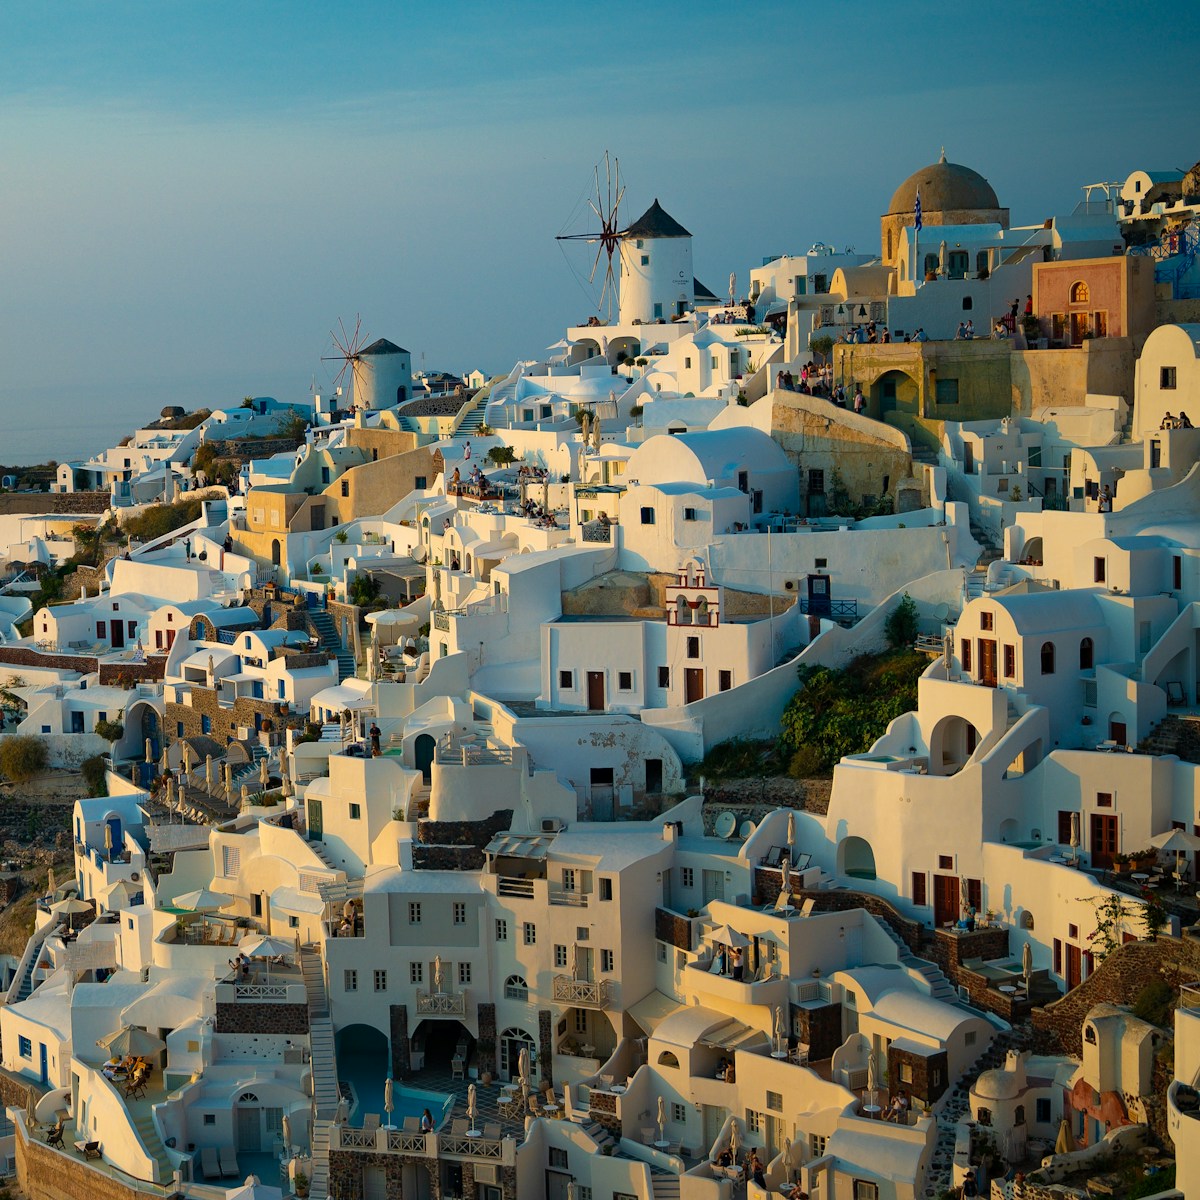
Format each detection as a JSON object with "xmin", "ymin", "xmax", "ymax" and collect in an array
[
  {"xmin": 731, "ymin": 947, "xmax": 744, "ymax": 981},
  {"xmin": 370, "ymin": 722, "xmax": 382, "ymax": 756},
  {"xmin": 854, "ymin": 388, "xmax": 865, "ymax": 415}
]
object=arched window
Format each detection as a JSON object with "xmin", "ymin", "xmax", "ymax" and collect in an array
[
  {"xmin": 657, "ymin": 1050, "xmax": 680, "ymax": 1068},
  {"xmin": 1070, "ymin": 281, "xmax": 1090, "ymax": 304},
  {"xmin": 887, "ymin": 229, "xmax": 893, "ymax": 259},
  {"xmin": 239, "ymin": 1092, "xmax": 259, "ymax": 1103},
  {"xmin": 1041, "ymin": 642, "xmax": 1056, "ymax": 675},
  {"xmin": 504, "ymin": 975, "xmax": 528, "ymax": 1000},
  {"xmin": 271, "ymin": 540, "xmax": 280, "ymax": 567},
  {"xmin": 977, "ymin": 1107, "xmax": 992, "ymax": 1126},
  {"xmin": 1015, "ymin": 1105, "xmax": 1026, "ymax": 1126},
  {"xmin": 676, "ymin": 596, "xmax": 691, "ymax": 625},
  {"xmin": 696, "ymin": 597, "xmax": 709, "ymax": 626},
  {"xmin": 1084, "ymin": 1025, "xmax": 1097, "ymax": 1044},
  {"xmin": 1079, "ymin": 637, "xmax": 1094, "ymax": 670}
]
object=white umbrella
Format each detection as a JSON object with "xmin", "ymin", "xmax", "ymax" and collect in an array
[
  {"xmin": 657, "ymin": 1095, "xmax": 666, "ymax": 1143},
  {"xmin": 223, "ymin": 761, "xmax": 233, "ymax": 796},
  {"xmin": 1150, "ymin": 827, "xmax": 1200, "ymax": 874},
  {"xmin": 145, "ymin": 738, "xmax": 153, "ymax": 764},
  {"xmin": 384, "ymin": 1077, "xmax": 394, "ymax": 1128},
  {"xmin": 240, "ymin": 933, "xmax": 296, "ymax": 959},
  {"xmin": 205, "ymin": 754, "xmax": 214, "ymax": 791},
  {"xmin": 518, "ymin": 1047, "xmax": 530, "ymax": 1087},
  {"xmin": 53, "ymin": 897, "xmax": 92, "ymax": 930},
  {"xmin": 182, "ymin": 741, "xmax": 193, "ymax": 773},
  {"xmin": 467, "ymin": 1082, "xmax": 478, "ymax": 1133},
  {"xmin": 1070, "ymin": 812, "xmax": 1081, "ymax": 863},
  {"xmin": 46, "ymin": 867, "xmax": 56, "ymax": 897},
  {"xmin": 566, "ymin": 1183, "xmax": 575, "ymax": 1200},
  {"xmin": 729, "ymin": 1120, "xmax": 740, "ymax": 1160},
  {"xmin": 774, "ymin": 1006, "xmax": 785, "ymax": 1051},
  {"xmin": 1022, "ymin": 940, "xmax": 1033, "ymax": 994},
  {"xmin": 281, "ymin": 1112, "xmax": 293, "ymax": 1155},
  {"xmin": 98, "ymin": 1024, "xmax": 166, "ymax": 1058},
  {"xmin": 787, "ymin": 811, "xmax": 796, "ymax": 855},
  {"xmin": 174, "ymin": 887, "xmax": 234, "ymax": 913},
  {"xmin": 707, "ymin": 924, "xmax": 749, "ymax": 949},
  {"xmin": 102, "ymin": 879, "xmax": 141, "ymax": 909},
  {"xmin": 241, "ymin": 783, "xmax": 251, "ymax": 808},
  {"xmin": 433, "ymin": 954, "xmax": 444, "ymax": 994},
  {"xmin": 260, "ymin": 757, "xmax": 270, "ymax": 787},
  {"xmin": 104, "ymin": 823, "xmax": 114, "ymax": 854},
  {"xmin": 570, "ymin": 943, "xmax": 578, "ymax": 979},
  {"xmin": 164, "ymin": 775, "xmax": 176, "ymax": 809},
  {"xmin": 1055, "ymin": 1117, "xmax": 1075, "ymax": 1155},
  {"xmin": 959, "ymin": 878, "xmax": 971, "ymax": 920}
]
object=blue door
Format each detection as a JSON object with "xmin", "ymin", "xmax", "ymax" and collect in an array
[{"xmin": 39, "ymin": 1043, "xmax": 48, "ymax": 1085}]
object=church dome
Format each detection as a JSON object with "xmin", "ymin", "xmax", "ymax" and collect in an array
[{"xmin": 888, "ymin": 152, "xmax": 1000, "ymax": 216}]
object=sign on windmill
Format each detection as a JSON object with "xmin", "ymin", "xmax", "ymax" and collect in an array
[{"xmin": 555, "ymin": 153, "xmax": 626, "ymax": 322}]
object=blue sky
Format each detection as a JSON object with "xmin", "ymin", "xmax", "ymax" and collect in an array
[{"xmin": 1, "ymin": 1, "xmax": 1196, "ymax": 463}]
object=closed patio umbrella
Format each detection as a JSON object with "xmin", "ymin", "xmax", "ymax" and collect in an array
[
  {"xmin": 467, "ymin": 1082, "xmax": 478, "ymax": 1133},
  {"xmin": 145, "ymin": 738, "xmax": 153, "ymax": 764},
  {"xmin": 867, "ymin": 1049, "xmax": 879, "ymax": 1102},
  {"xmin": 98, "ymin": 1024, "xmax": 166, "ymax": 1059},
  {"xmin": 729, "ymin": 1120, "xmax": 740, "ymax": 1161},
  {"xmin": 657, "ymin": 1095, "xmax": 666, "ymax": 1143},
  {"xmin": 260, "ymin": 757, "xmax": 270, "ymax": 787},
  {"xmin": 774, "ymin": 1005, "xmax": 785, "ymax": 1052},
  {"xmin": 518, "ymin": 1047, "xmax": 530, "ymax": 1088},
  {"xmin": 384, "ymin": 1077, "xmax": 395, "ymax": 1128},
  {"xmin": 104, "ymin": 823, "xmax": 114, "ymax": 855},
  {"xmin": 787, "ymin": 811, "xmax": 796, "ymax": 856},
  {"xmin": 205, "ymin": 754, "xmax": 214, "ymax": 791},
  {"xmin": 1055, "ymin": 1117, "xmax": 1075, "ymax": 1155},
  {"xmin": 1070, "ymin": 812, "xmax": 1080, "ymax": 864},
  {"xmin": 281, "ymin": 1113, "xmax": 293, "ymax": 1155},
  {"xmin": 433, "ymin": 954, "xmax": 444, "ymax": 993},
  {"xmin": 46, "ymin": 867, "xmax": 55, "ymax": 897},
  {"xmin": 164, "ymin": 775, "xmax": 175, "ymax": 809},
  {"xmin": 1022, "ymin": 940, "xmax": 1034, "ymax": 994}
]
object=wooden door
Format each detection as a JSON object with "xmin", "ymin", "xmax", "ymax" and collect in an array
[
  {"xmin": 978, "ymin": 639, "xmax": 998, "ymax": 687},
  {"xmin": 1110, "ymin": 720, "xmax": 1127, "ymax": 746},
  {"xmin": 1066, "ymin": 943, "xmax": 1082, "ymax": 991},
  {"xmin": 110, "ymin": 619, "xmax": 125, "ymax": 649},
  {"xmin": 685, "ymin": 668, "xmax": 705, "ymax": 703},
  {"xmin": 933, "ymin": 875, "xmax": 960, "ymax": 928},
  {"xmin": 587, "ymin": 671, "xmax": 605, "ymax": 710},
  {"xmin": 1090, "ymin": 813, "xmax": 1118, "ymax": 869},
  {"xmin": 807, "ymin": 574, "xmax": 831, "ymax": 616}
]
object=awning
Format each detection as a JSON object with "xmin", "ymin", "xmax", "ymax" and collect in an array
[
  {"xmin": 699, "ymin": 1018, "xmax": 769, "ymax": 1053},
  {"xmin": 271, "ymin": 886, "xmax": 325, "ymax": 916},
  {"xmin": 486, "ymin": 833, "xmax": 555, "ymax": 860},
  {"xmin": 628, "ymin": 990, "xmax": 684, "ymax": 1036}
]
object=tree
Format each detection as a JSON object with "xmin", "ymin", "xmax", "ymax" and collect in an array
[
  {"xmin": 884, "ymin": 593, "xmax": 920, "ymax": 650},
  {"xmin": 487, "ymin": 446, "xmax": 517, "ymax": 467},
  {"xmin": 348, "ymin": 573, "xmax": 382, "ymax": 608},
  {"xmin": 94, "ymin": 718, "xmax": 124, "ymax": 745},
  {"xmin": 81, "ymin": 754, "xmax": 108, "ymax": 796},
  {"xmin": 0, "ymin": 735, "xmax": 49, "ymax": 783},
  {"xmin": 810, "ymin": 336, "xmax": 834, "ymax": 363}
]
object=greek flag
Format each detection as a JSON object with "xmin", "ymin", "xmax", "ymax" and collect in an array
[{"xmin": 914, "ymin": 190, "xmax": 923, "ymax": 232}]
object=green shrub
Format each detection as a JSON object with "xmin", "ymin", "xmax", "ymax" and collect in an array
[
  {"xmin": 884, "ymin": 593, "xmax": 920, "ymax": 650},
  {"xmin": 124, "ymin": 499, "xmax": 203, "ymax": 544},
  {"xmin": 94, "ymin": 719, "xmax": 124, "ymax": 743},
  {"xmin": 1132, "ymin": 978, "xmax": 1175, "ymax": 1026},
  {"xmin": 788, "ymin": 745, "xmax": 826, "ymax": 779},
  {"xmin": 696, "ymin": 738, "xmax": 780, "ymax": 781},
  {"xmin": 81, "ymin": 754, "xmax": 109, "ymax": 796},
  {"xmin": 0, "ymin": 735, "xmax": 49, "ymax": 783}
]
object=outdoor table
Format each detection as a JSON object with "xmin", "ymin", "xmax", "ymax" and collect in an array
[
  {"xmin": 771, "ymin": 1049, "xmax": 789, "ymax": 1059},
  {"xmin": 998, "ymin": 985, "xmax": 1017, "ymax": 995},
  {"xmin": 611, "ymin": 1084, "xmax": 626, "ymax": 1095},
  {"xmin": 543, "ymin": 1103, "xmax": 561, "ymax": 1118},
  {"xmin": 1132, "ymin": 872, "xmax": 1150, "ymax": 883},
  {"xmin": 863, "ymin": 1104, "xmax": 883, "ymax": 1119}
]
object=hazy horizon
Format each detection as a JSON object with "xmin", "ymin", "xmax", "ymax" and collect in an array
[{"xmin": 2, "ymin": 1, "xmax": 1196, "ymax": 465}]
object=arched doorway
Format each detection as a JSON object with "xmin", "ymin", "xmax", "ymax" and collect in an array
[
  {"xmin": 410, "ymin": 1018, "xmax": 473, "ymax": 1076},
  {"xmin": 838, "ymin": 836, "xmax": 876, "ymax": 881},
  {"xmin": 335, "ymin": 1025, "xmax": 391, "ymax": 1122},
  {"xmin": 928, "ymin": 715, "xmax": 981, "ymax": 775},
  {"xmin": 235, "ymin": 1090, "xmax": 264, "ymax": 1153},
  {"xmin": 271, "ymin": 539, "xmax": 281, "ymax": 567},
  {"xmin": 499, "ymin": 1027, "xmax": 536, "ymax": 1083},
  {"xmin": 871, "ymin": 370, "xmax": 919, "ymax": 417},
  {"xmin": 414, "ymin": 734, "xmax": 436, "ymax": 784}
]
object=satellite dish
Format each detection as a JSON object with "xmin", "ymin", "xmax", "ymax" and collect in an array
[
  {"xmin": 739, "ymin": 821, "xmax": 757, "ymax": 839},
  {"xmin": 933, "ymin": 602, "xmax": 949, "ymax": 621},
  {"xmin": 715, "ymin": 812, "xmax": 737, "ymax": 839}
]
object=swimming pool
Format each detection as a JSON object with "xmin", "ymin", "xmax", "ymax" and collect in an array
[{"xmin": 339, "ymin": 1050, "xmax": 453, "ymax": 1127}]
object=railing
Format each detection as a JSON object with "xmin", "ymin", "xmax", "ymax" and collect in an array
[
  {"xmin": 433, "ymin": 610, "xmax": 451, "ymax": 632},
  {"xmin": 1181, "ymin": 983, "xmax": 1200, "ymax": 1010},
  {"xmin": 582, "ymin": 524, "xmax": 612, "ymax": 543},
  {"xmin": 552, "ymin": 975, "xmax": 610, "ymax": 1008},
  {"xmin": 388, "ymin": 1129, "xmax": 433, "ymax": 1154},
  {"xmin": 796, "ymin": 597, "xmax": 858, "ymax": 623},
  {"xmin": 233, "ymin": 982, "xmax": 291, "ymax": 1001},
  {"xmin": 548, "ymin": 888, "xmax": 589, "ymax": 907},
  {"xmin": 439, "ymin": 1132, "xmax": 504, "ymax": 1158},
  {"xmin": 497, "ymin": 877, "xmax": 536, "ymax": 899},
  {"xmin": 338, "ymin": 1127, "xmax": 380, "ymax": 1149},
  {"xmin": 416, "ymin": 990, "xmax": 466, "ymax": 1016}
]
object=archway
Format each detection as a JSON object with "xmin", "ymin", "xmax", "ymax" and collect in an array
[
  {"xmin": 414, "ymin": 734, "xmax": 436, "ymax": 784},
  {"xmin": 410, "ymin": 1018, "xmax": 473, "ymax": 1075},
  {"xmin": 335, "ymin": 1024, "xmax": 391, "ymax": 1122},
  {"xmin": 838, "ymin": 836, "xmax": 876, "ymax": 881},
  {"xmin": 271, "ymin": 539, "xmax": 281, "ymax": 567},
  {"xmin": 498, "ymin": 1026, "xmax": 536, "ymax": 1083},
  {"xmin": 871, "ymin": 369, "xmax": 919, "ymax": 417},
  {"xmin": 928, "ymin": 715, "xmax": 981, "ymax": 776},
  {"xmin": 1022, "ymin": 536, "xmax": 1043, "ymax": 566}
]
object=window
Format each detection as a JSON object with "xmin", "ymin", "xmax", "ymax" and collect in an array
[
  {"xmin": 495, "ymin": 919, "xmax": 508, "ymax": 941},
  {"xmin": 222, "ymin": 845, "xmax": 241, "ymax": 878},
  {"xmin": 657, "ymin": 666, "xmax": 670, "ymax": 688},
  {"xmin": 599, "ymin": 877, "xmax": 613, "ymax": 901},
  {"xmin": 373, "ymin": 969, "xmax": 387, "ymax": 992},
  {"xmin": 686, "ymin": 636, "xmax": 700, "ymax": 658},
  {"xmin": 414, "ymin": 475, "xmax": 427, "ymax": 489},
  {"xmin": 340, "ymin": 479, "xmax": 349, "ymax": 497},
  {"xmin": 554, "ymin": 944, "xmax": 568, "ymax": 968},
  {"xmin": 766, "ymin": 1090, "xmax": 783, "ymax": 1112},
  {"xmin": 683, "ymin": 507, "xmax": 697, "ymax": 521},
  {"xmin": 344, "ymin": 969, "xmax": 358, "ymax": 992},
  {"xmin": 1070, "ymin": 281, "xmax": 1090, "ymax": 304},
  {"xmin": 408, "ymin": 902, "xmax": 422, "ymax": 924},
  {"xmin": 1053, "ymin": 938, "xmax": 1063, "ymax": 974},
  {"xmin": 458, "ymin": 962, "xmax": 471, "ymax": 985},
  {"xmin": 815, "ymin": 557, "xmax": 827, "ymax": 569},
  {"xmin": 410, "ymin": 962, "xmax": 423, "ymax": 984},
  {"xmin": 1097, "ymin": 792, "xmax": 1112, "ymax": 808},
  {"xmin": 523, "ymin": 922, "xmax": 536, "ymax": 945},
  {"xmin": 204, "ymin": 1113, "xmax": 216, "ymax": 1125},
  {"xmin": 618, "ymin": 671, "xmax": 633, "ymax": 691},
  {"xmin": 18, "ymin": 1036, "xmax": 31, "ymax": 1058},
  {"xmin": 450, "ymin": 902, "xmax": 467, "ymax": 925},
  {"xmin": 1080, "ymin": 637, "xmax": 1094, "ymax": 669},
  {"xmin": 1094, "ymin": 556, "xmax": 1106, "ymax": 583},
  {"xmin": 1040, "ymin": 641, "xmax": 1055, "ymax": 675},
  {"xmin": 600, "ymin": 949, "xmax": 614, "ymax": 972},
  {"xmin": 1037, "ymin": 1098, "xmax": 1052, "ymax": 1123},
  {"xmin": 962, "ymin": 296, "xmax": 973, "ymax": 311},
  {"xmin": 746, "ymin": 1110, "xmax": 763, "ymax": 1134},
  {"xmin": 718, "ymin": 669, "xmax": 732, "ymax": 692},
  {"xmin": 549, "ymin": 1147, "xmax": 569, "ymax": 1170},
  {"xmin": 504, "ymin": 974, "xmax": 527, "ymax": 1000},
  {"xmin": 808, "ymin": 468, "xmax": 825, "ymax": 494},
  {"xmin": 912, "ymin": 872, "xmax": 927, "ymax": 906},
  {"xmin": 672, "ymin": 1101, "xmax": 687, "ymax": 1123},
  {"xmin": 657, "ymin": 942, "xmax": 668, "ymax": 963},
  {"xmin": 641, "ymin": 255, "xmax": 649, "ymax": 266},
  {"xmin": 1161, "ymin": 366, "xmax": 1177, "ymax": 390},
  {"xmin": 559, "ymin": 670, "xmax": 573, "ymax": 689},
  {"xmin": 681, "ymin": 867, "xmax": 695, "ymax": 888},
  {"xmin": 980, "ymin": 611, "xmax": 994, "ymax": 631},
  {"xmin": 961, "ymin": 639, "xmax": 972, "ymax": 671},
  {"xmin": 348, "ymin": 803, "xmax": 361, "ymax": 820},
  {"xmin": 977, "ymin": 1106, "xmax": 992, "ymax": 1126},
  {"xmin": 935, "ymin": 378, "xmax": 960, "ymax": 405},
  {"xmin": 938, "ymin": 854, "xmax": 953, "ymax": 870},
  {"xmin": 684, "ymin": 357, "xmax": 692, "ymax": 369},
  {"xmin": 809, "ymin": 1133, "xmax": 827, "ymax": 1157},
  {"xmin": 640, "ymin": 506, "xmax": 655, "ymax": 525},
  {"xmin": 1003, "ymin": 645, "xmax": 1015, "ymax": 677},
  {"xmin": 898, "ymin": 1061, "xmax": 914, "ymax": 1083},
  {"xmin": 854, "ymin": 1183, "xmax": 879, "ymax": 1200}
]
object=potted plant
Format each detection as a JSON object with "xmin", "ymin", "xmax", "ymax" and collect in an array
[
  {"xmin": 293, "ymin": 1169, "xmax": 309, "ymax": 1198},
  {"xmin": 478, "ymin": 1035, "xmax": 496, "ymax": 1085}
]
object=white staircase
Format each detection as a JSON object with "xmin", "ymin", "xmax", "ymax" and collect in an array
[
  {"xmin": 302, "ymin": 947, "xmax": 339, "ymax": 1200},
  {"xmin": 876, "ymin": 919, "xmax": 959, "ymax": 1005}
]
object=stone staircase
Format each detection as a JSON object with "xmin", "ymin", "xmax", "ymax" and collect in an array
[
  {"xmin": 582, "ymin": 1120, "xmax": 617, "ymax": 1152},
  {"xmin": 650, "ymin": 1171, "xmax": 682, "ymax": 1200},
  {"xmin": 456, "ymin": 402, "xmax": 487, "ymax": 435},
  {"xmin": 1143, "ymin": 714, "xmax": 1200, "ymax": 763},
  {"xmin": 305, "ymin": 837, "xmax": 337, "ymax": 869},
  {"xmin": 876, "ymin": 920, "xmax": 959, "ymax": 1005},
  {"xmin": 229, "ymin": 744, "xmax": 269, "ymax": 792},
  {"xmin": 302, "ymin": 947, "xmax": 338, "ymax": 1200},
  {"xmin": 309, "ymin": 609, "xmax": 356, "ymax": 681},
  {"xmin": 129, "ymin": 1104, "xmax": 174, "ymax": 1184}
]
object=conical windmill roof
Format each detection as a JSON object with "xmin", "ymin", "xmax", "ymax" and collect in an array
[
  {"xmin": 624, "ymin": 199, "xmax": 691, "ymax": 239},
  {"xmin": 360, "ymin": 338, "xmax": 409, "ymax": 356}
]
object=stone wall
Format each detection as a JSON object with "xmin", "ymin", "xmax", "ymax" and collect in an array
[
  {"xmin": 329, "ymin": 1148, "xmax": 438, "ymax": 1199},
  {"xmin": 1033, "ymin": 937, "xmax": 1200, "ymax": 1057},
  {"xmin": 391, "ymin": 1003, "xmax": 410, "ymax": 1076},
  {"xmin": 17, "ymin": 1129, "xmax": 145, "ymax": 1200},
  {"xmin": 0, "ymin": 646, "xmax": 164, "ymax": 682},
  {"xmin": 0, "ymin": 492, "xmax": 112, "ymax": 515},
  {"xmin": 412, "ymin": 845, "xmax": 485, "ymax": 872},
  {"xmin": 791, "ymin": 999, "xmax": 843, "ymax": 1062},
  {"xmin": 887, "ymin": 1042, "xmax": 949, "ymax": 1107},
  {"xmin": 417, "ymin": 811, "xmax": 513, "ymax": 847},
  {"xmin": 214, "ymin": 1001, "xmax": 309, "ymax": 1035},
  {"xmin": 166, "ymin": 684, "xmax": 289, "ymax": 743},
  {"xmin": 655, "ymin": 907, "xmax": 696, "ymax": 952},
  {"xmin": 477, "ymin": 1002, "xmax": 497, "ymax": 1077},
  {"xmin": 538, "ymin": 1009, "xmax": 554, "ymax": 1089}
]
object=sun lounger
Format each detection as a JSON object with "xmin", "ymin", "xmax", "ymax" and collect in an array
[
  {"xmin": 402, "ymin": 1116, "xmax": 420, "ymax": 1132},
  {"xmin": 200, "ymin": 1147, "xmax": 221, "ymax": 1179},
  {"xmin": 362, "ymin": 1113, "xmax": 381, "ymax": 1132},
  {"xmin": 219, "ymin": 1146, "xmax": 239, "ymax": 1177}
]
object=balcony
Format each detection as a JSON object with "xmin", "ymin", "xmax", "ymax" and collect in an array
[
  {"xmin": 552, "ymin": 975, "xmax": 611, "ymax": 1009},
  {"xmin": 548, "ymin": 888, "xmax": 589, "ymax": 908},
  {"xmin": 497, "ymin": 877, "xmax": 537, "ymax": 900},
  {"xmin": 416, "ymin": 989, "xmax": 467, "ymax": 1017},
  {"xmin": 683, "ymin": 959, "xmax": 788, "ymax": 1009}
]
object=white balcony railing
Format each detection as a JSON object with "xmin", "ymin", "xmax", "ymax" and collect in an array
[
  {"xmin": 416, "ymin": 990, "xmax": 467, "ymax": 1017},
  {"xmin": 552, "ymin": 975, "xmax": 610, "ymax": 1009}
]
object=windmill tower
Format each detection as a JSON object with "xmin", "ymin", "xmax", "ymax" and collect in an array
[
  {"xmin": 321, "ymin": 318, "xmax": 413, "ymax": 411},
  {"xmin": 617, "ymin": 199, "xmax": 694, "ymax": 325},
  {"xmin": 556, "ymin": 154, "xmax": 626, "ymax": 322}
]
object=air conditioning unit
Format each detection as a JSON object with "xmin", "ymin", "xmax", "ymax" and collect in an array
[
  {"xmin": 542, "ymin": 819, "xmax": 563, "ymax": 833},
  {"xmin": 475, "ymin": 1165, "xmax": 498, "ymax": 1184},
  {"xmin": 784, "ymin": 579, "xmax": 799, "ymax": 591}
]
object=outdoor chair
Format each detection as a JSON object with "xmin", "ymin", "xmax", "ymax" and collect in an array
[
  {"xmin": 219, "ymin": 1145, "xmax": 239, "ymax": 1177},
  {"xmin": 1167, "ymin": 681, "xmax": 1186, "ymax": 707},
  {"xmin": 402, "ymin": 1116, "xmax": 420, "ymax": 1133},
  {"xmin": 45, "ymin": 1123, "xmax": 65, "ymax": 1149},
  {"xmin": 483, "ymin": 1123, "xmax": 501, "ymax": 1140},
  {"xmin": 200, "ymin": 1147, "xmax": 221, "ymax": 1179},
  {"xmin": 362, "ymin": 1114, "xmax": 381, "ymax": 1132},
  {"xmin": 451, "ymin": 1118, "xmax": 469, "ymax": 1136},
  {"xmin": 79, "ymin": 1141, "xmax": 102, "ymax": 1160}
]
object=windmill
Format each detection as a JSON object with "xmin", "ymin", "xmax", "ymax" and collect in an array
[
  {"xmin": 322, "ymin": 315, "xmax": 370, "ymax": 407},
  {"xmin": 557, "ymin": 153, "xmax": 626, "ymax": 321}
]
